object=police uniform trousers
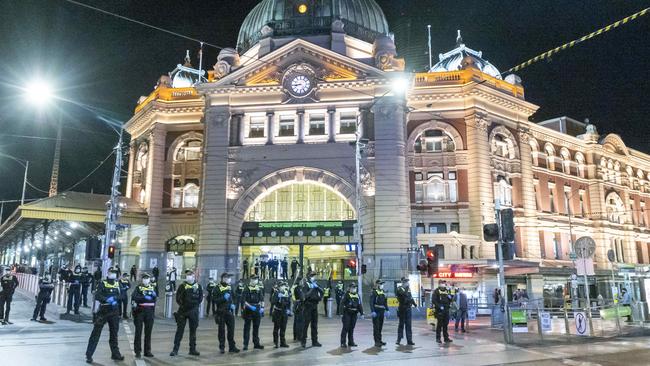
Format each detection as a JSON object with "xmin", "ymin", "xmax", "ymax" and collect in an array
[
  {"xmin": 301, "ymin": 303, "xmax": 319, "ymax": 344},
  {"xmin": 86, "ymin": 310, "xmax": 121, "ymax": 358},
  {"xmin": 272, "ymin": 310, "xmax": 288, "ymax": 345},
  {"xmin": 32, "ymin": 294, "xmax": 50, "ymax": 320},
  {"xmin": 397, "ymin": 307, "xmax": 413, "ymax": 342},
  {"xmin": 133, "ymin": 307, "xmax": 155, "ymax": 355},
  {"xmin": 372, "ymin": 310, "xmax": 385, "ymax": 344},
  {"xmin": 242, "ymin": 308, "xmax": 261, "ymax": 347},
  {"xmin": 173, "ymin": 308, "xmax": 199, "ymax": 351},
  {"xmin": 81, "ymin": 284, "xmax": 90, "ymax": 307},
  {"xmin": 119, "ymin": 294, "xmax": 129, "ymax": 317},
  {"xmin": 67, "ymin": 285, "xmax": 81, "ymax": 312},
  {"xmin": 336, "ymin": 296, "xmax": 342, "ymax": 315},
  {"xmin": 341, "ymin": 311, "xmax": 358, "ymax": 345},
  {"xmin": 216, "ymin": 310, "xmax": 236, "ymax": 351},
  {"xmin": 436, "ymin": 310, "xmax": 450, "ymax": 341},
  {"xmin": 0, "ymin": 293, "xmax": 13, "ymax": 321},
  {"xmin": 205, "ymin": 297, "xmax": 213, "ymax": 316},
  {"xmin": 292, "ymin": 303, "xmax": 304, "ymax": 341}
]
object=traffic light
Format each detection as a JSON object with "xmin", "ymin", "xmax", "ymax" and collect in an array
[
  {"xmin": 346, "ymin": 259, "xmax": 357, "ymax": 271},
  {"xmin": 426, "ymin": 247, "xmax": 438, "ymax": 277},
  {"xmin": 483, "ymin": 223, "xmax": 499, "ymax": 242},
  {"xmin": 361, "ymin": 264, "xmax": 367, "ymax": 274},
  {"xmin": 107, "ymin": 245, "xmax": 116, "ymax": 259},
  {"xmin": 417, "ymin": 244, "xmax": 429, "ymax": 274},
  {"xmin": 500, "ymin": 208, "xmax": 515, "ymax": 243}
]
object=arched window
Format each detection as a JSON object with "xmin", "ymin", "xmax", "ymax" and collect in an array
[
  {"xmin": 544, "ymin": 143, "xmax": 556, "ymax": 171},
  {"xmin": 170, "ymin": 134, "xmax": 203, "ymax": 209},
  {"xmin": 414, "ymin": 129, "xmax": 456, "ymax": 153},
  {"xmin": 605, "ymin": 192, "xmax": 626, "ymax": 224},
  {"xmin": 134, "ymin": 143, "xmax": 149, "ymax": 204},
  {"xmin": 494, "ymin": 176, "xmax": 513, "ymax": 207},
  {"xmin": 575, "ymin": 153, "xmax": 586, "ymax": 178},
  {"xmin": 136, "ymin": 143, "xmax": 148, "ymax": 171},
  {"xmin": 560, "ymin": 148, "xmax": 571, "ymax": 174},
  {"xmin": 173, "ymin": 181, "xmax": 200, "ymax": 208},
  {"xmin": 529, "ymin": 138, "xmax": 540, "ymax": 166},
  {"xmin": 174, "ymin": 139, "xmax": 202, "ymax": 161}
]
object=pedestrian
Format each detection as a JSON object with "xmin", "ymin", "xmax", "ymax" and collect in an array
[
  {"xmin": 396, "ymin": 277, "xmax": 416, "ymax": 345},
  {"xmin": 301, "ymin": 271, "xmax": 323, "ymax": 348},
  {"xmin": 81, "ymin": 267, "xmax": 92, "ymax": 308},
  {"xmin": 59, "ymin": 265, "xmax": 72, "ymax": 283},
  {"xmin": 85, "ymin": 267, "xmax": 124, "ymax": 363},
  {"xmin": 243, "ymin": 258, "xmax": 249, "ymax": 279},
  {"xmin": 170, "ymin": 270, "xmax": 202, "ymax": 357},
  {"xmin": 323, "ymin": 280, "xmax": 332, "ymax": 316},
  {"xmin": 291, "ymin": 276, "xmax": 304, "ymax": 342},
  {"xmin": 0, "ymin": 266, "xmax": 19, "ymax": 324},
  {"xmin": 290, "ymin": 257, "xmax": 299, "ymax": 279},
  {"xmin": 167, "ymin": 267, "xmax": 178, "ymax": 292},
  {"xmin": 242, "ymin": 274, "xmax": 265, "ymax": 350},
  {"xmin": 432, "ymin": 280, "xmax": 453, "ymax": 344},
  {"xmin": 281, "ymin": 257, "xmax": 288, "ymax": 280},
  {"xmin": 369, "ymin": 279, "xmax": 388, "ymax": 347},
  {"xmin": 254, "ymin": 258, "xmax": 260, "ymax": 277},
  {"xmin": 118, "ymin": 273, "xmax": 131, "ymax": 319},
  {"xmin": 66, "ymin": 265, "xmax": 82, "ymax": 315},
  {"xmin": 260, "ymin": 258, "xmax": 267, "ymax": 280},
  {"xmin": 234, "ymin": 278, "xmax": 245, "ymax": 316},
  {"xmin": 340, "ymin": 283, "xmax": 363, "ymax": 348},
  {"xmin": 31, "ymin": 273, "xmax": 55, "ymax": 322},
  {"xmin": 271, "ymin": 280, "xmax": 291, "ymax": 348},
  {"xmin": 130, "ymin": 265, "xmax": 137, "ymax": 282},
  {"xmin": 152, "ymin": 266, "xmax": 159, "ymax": 283},
  {"xmin": 132, "ymin": 273, "xmax": 157, "ymax": 358},
  {"xmin": 454, "ymin": 288, "xmax": 468, "ymax": 333},
  {"xmin": 335, "ymin": 281, "xmax": 344, "ymax": 315},
  {"xmin": 212, "ymin": 272, "xmax": 240, "ymax": 354},
  {"xmin": 206, "ymin": 277, "xmax": 217, "ymax": 317}
]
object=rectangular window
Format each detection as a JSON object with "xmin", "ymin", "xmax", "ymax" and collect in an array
[
  {"xmin": 416, "ymin": 223, "xmax": 426, "ymax": 234},
  {"xmin": 429, "ymin": 223, "xmax": 447, "ymax": 234},
  {"xmin": 339, "ymin": 112, "xmax": 357, "ymax": 134},
  {"xmin": 564, "ymin": 190, "xmax": 571, "ymax": 215},
  {"xmin": 309, "ymin": 114, "xmax": 326, "ymax": 135},
  {"xmin": 579, "ymin": 192, "xmax": 585, "ymax": 217},
  {"xmin": 414, "ymin": 172, "xmax": 424, "ymax": 203},
  {"xmin": 641, "ymin": 203, "xmax": 646, "ymax": 227},
  {"xmin": 249, "ymin": 117, "xmax": 266, "ymax": 138},
  {"xmin": 534, "ymin": 183, "xmax": 540, "ymax": 210},
  {"xmin": 450, "ymin": 222, "xmax": 460, "ymax": 233},
  {"xmin": 448, "ymin": 172, "xmax": 458, "ymax": 203},
  {"xmin": 552, "ymin": 237, "xmax": 561, "ymax": 259},
  {"xmin": 278, "ymin": 116, "xmax": 295, "ymax": 137},
  {"xmin": 435, "ymin": 244, "xmax": 445, "ymax": 259},
  {"xmin": 549, "ymin": 187, "xmax": 556, "ymax": 212}
]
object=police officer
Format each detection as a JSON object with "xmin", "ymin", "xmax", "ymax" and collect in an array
[
  {"xmin": 131, "ymin": 273, "xmax": 157, "ymax": 358},
  {"xmin": 369, "ymin": 279, "xmax": 388, "ymax": 347},
  {"xmin": 241, "ymin": 274, "xmax": 265, "ymax": 350},
  {"xmin": 85, "ymin": 267, "xmax": 124, "ymax": 363},
  {"xmin": 212, "ymin": 272, "xmax": 240, "ymax": 354},
  {"xmin": 81, "ymin": 267, "xmax": 92, "ymax": 308},
  {"xmin": 335, "ymin": 281, "xmax": 344, "ymax": 315},
  {"xmin": 234, "ymin": 278, "xmax": 245, "ymax": 316},
  {"xmin": 301, "ymin": 272, "xmax": 323, "ymax": 348},
  {"xmin": 31, "ymin": 273, "xmax": 55, "ymax": 321},
  {"xmin": 340, "ymin": 283, "xmax": 363, "ymax": 348},
  {"xmin": 271, "ymin": 280, "xmax": 291, "ymax": 348},
  {"xmin": 0, "ymin": 266, "xmax": 19, "ymax": 324},
  {"xmin": 291, "ymin": 276, "xmax": 304, "ymax": 342},
  {"xmin": 118, "ymin": 273, "xmax": 131, "ymax": 319},
  {"xmin": 66, "ymin": 265, "xmax": 82, "ymax": 315},
  {"xmin": 323, "ymin": 281, "xmax": 331, "ymax": 316},
  {"xmin": 432, "ymin": 280, "xmax": 453, "ymax": 344},
  {"xmin": 170, "ymin": 270, "xmax": 202, "ymax": 357},
  {"xmin": 396, "ymin": 277, "xmax": 416, "ymax": 346},
  {"xmin": 205, "ymin": 276, "xmax": 217, "ymax": 316}
]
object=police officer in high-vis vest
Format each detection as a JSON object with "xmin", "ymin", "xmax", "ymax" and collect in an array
[
  {"xmin": 205, "ymin": 277, "xmax": 217, "ymax": 317},
  {"xmin": 31, "ymin": 274, "xmax": 55, "ymax": 322},
  {"xmin": 85, "ymin": 267, "xmax": 124, "ymax": 364},
  {"xmin": 396, "ymin": 277, "xmax": 416, "ymax": 346},
  {"xmin": 66, "ymin": 265, "xmax": 82, "ymax": 315},
  {"xmin": 335, "ymin": 281, "xmax": 344, "ymax": 316},
  {"xmin": 271, "ymin": 280, "xmax": 291, "ymax": 348},
  {"xmin": 291, "ymin": 276, "xmax": 304, "ymax": 342},
  {"xmin": 212, "ymin": 272, "xmax": 240, "ymax": 354},
  {"xmin": 340, "ymin": 283, "xmax": 363, "ymax": 348},
  {"xmin": 170, "ymin": 270, "xmax": 202, "ymax": 357},
  {"xmin": 432, "ymin": 280, "xmax": 453, "ymax": 344},
  {"xmin": 322, "ymin": 281, "xmax": 331, "ymax": 316},
  {"xmin": 301, "ymin": 272, "xmax": 323, "ymax": 348},
  {"xmin": 369, "ymin": 279, "xmax": 388, "ymax": 347},
  {"xmin": 241, "ymin": 274, "xmax": 265, "ymax": 350},
  {"xmin": 131, "ymin": 273, "xmax": 157, "ymax": 358},
  {"xmin": 118, "ymin": 273, "xmax": 131, "ymax": 319}
]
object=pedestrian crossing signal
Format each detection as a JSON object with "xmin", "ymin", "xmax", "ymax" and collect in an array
[
  {"xmin": 346, "ymin": 259, "xmax": 357, "ymax": 271},
  {"xmin": 107, "ymin": 245, "xmax": 116, "ymax": 259}
]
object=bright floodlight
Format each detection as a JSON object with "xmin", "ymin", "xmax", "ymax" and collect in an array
[
  {"xmin": 24, "ymin": 80, "xmax": 54, "ymax": 107},
  {"xmin": 391, "ymin": 77, "xmax": 409, "ymax": 94}
]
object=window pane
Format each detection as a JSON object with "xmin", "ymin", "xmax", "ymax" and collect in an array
[
  {"xmin": 309, "ymin": 114, "xmax": 326, "ymax": 135},
  {"xmin": 249, "ymin": 117, "xmax": 266, "ymax": 138},
  {"xmin": 279, "ymin": 116, "xmax": 295, "ymax": 137},
  {"xmin": 339, "ymin": 113, "xmax": 357, "ymax": 134}
]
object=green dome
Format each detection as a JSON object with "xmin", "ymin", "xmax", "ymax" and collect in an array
[{"xmin": 237, "ymin": 0, "xmax": 390, "ymax": 52}]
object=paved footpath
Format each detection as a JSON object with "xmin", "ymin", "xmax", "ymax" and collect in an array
[{"xmin": 2, "ymin": 290, "xmax": 650, "ymax": 366}]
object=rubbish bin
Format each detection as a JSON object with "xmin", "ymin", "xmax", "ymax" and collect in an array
[
  {"xmin": 165, "ymin": 292, "xmax": 174, "ymax": 319},
  {"xmin": 326, "ymin": 298, "xmax": 334, "ymax": 318}
]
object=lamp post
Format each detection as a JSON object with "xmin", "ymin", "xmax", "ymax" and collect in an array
[{"xmin": 0, "ymin": 152, "xmax": 29, "ymax": 206}]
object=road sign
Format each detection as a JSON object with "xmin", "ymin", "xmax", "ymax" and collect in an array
[
  {"xmin": 574, "ymin": 312, "xmax": 589, "ymax": 336},
  {"xmin": 540, "ymin": 312, "xmax": 552, "ymax": 332},
  {"xmin": 575, "ymin": 236, "xmax": 596, "ymax": 258}
]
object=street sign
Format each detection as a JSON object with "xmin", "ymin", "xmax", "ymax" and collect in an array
[
  {"xmin": 575, "ymin": 237, "xmax": 596, "ymax": 258},
  {"xmin": 574, "ymin": 312, "xmax": 589, "ymax": 336},
  {"xmin": 468, "ymin": 308, "xmax": 477, "ymax": 321},
  {"xmin": 611, "ymin": 286, "xmax": 619, "ymax": 304},
  {"xmin": 540, "ymin": 312, "xmax": 552, "ymax": 332},
  {"xmin": 576, "ymin": 258, "xmax": 595, "ymax": 276}
]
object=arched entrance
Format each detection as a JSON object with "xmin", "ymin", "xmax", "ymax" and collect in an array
[
  {"xmin": 165, "ymin": 234, "xmax": 197, "ymax": 274},
  {"xmin": 240, "ymin": 180, "xmax": 358, "ymax": 281}
]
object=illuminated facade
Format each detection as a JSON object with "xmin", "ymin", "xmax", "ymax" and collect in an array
[{"xmin": 121, "ymin": 0, "xmax": 650, "ymax": 302}]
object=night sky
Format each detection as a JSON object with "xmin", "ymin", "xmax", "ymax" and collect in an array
[{"xmin": 1, "ymin": 0, "xmax": 648, "ymax": 220}]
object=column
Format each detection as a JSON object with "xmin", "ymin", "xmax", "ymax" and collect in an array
[
  {"xmin": 197, "ymin": 106, "xmax": 236, "ymax": 284},
  {"xmin": 237, "ymin": 114, "xmax": 245, "ymax": 146},
  {"xmin": 465, "ymin": 112, "xmax": 496, "ymax": 258},
  {"xmin": 518, "ymin": 129, "xmax": 541, "ymax": 259},
  {"xmin": 327, "ymin": 107, "xmax": 336, "ymax": 143},
  {"xmin": 297, "ymin": 110, "xmax": 305, "ymax": 144},
  {"xmin": 140, "ymin": 124, "xmax": 167, "ymax": 277},
  {"xmin": 125, "ymin": 141, "xmax": 136, "ymax": 199},
  {"xmin": 266, "ymin": 111, "xmax": 274, "ymax": 145}
]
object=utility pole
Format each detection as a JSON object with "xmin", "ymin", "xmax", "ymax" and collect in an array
[
  {"xmin": 354, "ymin": 114, "xmax": 364, "ymax": 301},
  {"xmin": 102, "ymin": 129, "xmax": 124, "ymax": 276},
  {"xmin": 427, "ymin": 25, "xmax": 433, "ymax": 70},
  {"xmin": 495, "ymin": 204, "xmax": 513, "ymax": 344},
  {"xmin": 49, "ymin": 122, "xmax": 62, "ymax": 197}
]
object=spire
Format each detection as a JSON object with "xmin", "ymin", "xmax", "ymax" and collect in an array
[
  {"xmin": 183, "ymin": 50, "xmax": 192, "ymax": 67},
  {"xmin": 456, "ymin": 29, "xmax": 464, "ymax": 47}
]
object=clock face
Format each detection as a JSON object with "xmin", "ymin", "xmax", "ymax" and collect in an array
[{"xmin": 290, "ymin": 75, "xmax": 311, "ymax": 96}]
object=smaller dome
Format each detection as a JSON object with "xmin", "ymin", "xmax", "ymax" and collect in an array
[
  {"xmin": 431, "ymin": 30, "xmax": 502, "ymax": 79},
  {"xmin": 169, "ymin": 50, "xmax": 205, "ymax": 88}
]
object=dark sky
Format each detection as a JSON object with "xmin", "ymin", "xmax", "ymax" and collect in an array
[{"xmin": 1, "ymin": 0, "xmax": 649, "ymax": 220}]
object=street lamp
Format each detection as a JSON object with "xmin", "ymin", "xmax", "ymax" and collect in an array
[{"xmin": 23, "ymin": 80, "xmax": 54, "ymax": 107}]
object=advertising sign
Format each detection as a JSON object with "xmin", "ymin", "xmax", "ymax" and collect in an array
[
  {"xmin": 540, "ymin": 312, "xmax": 552, "ymax": 332},
  {"xmin": 574, "ymin": 312, "xmax": 589, "ymax": 336},
  {"xmin": 511, "ymin": 310, "xmax": 528, "ymax": 333}
]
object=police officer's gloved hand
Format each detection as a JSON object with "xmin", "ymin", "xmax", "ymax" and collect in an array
[
  {"xmin": 230, "ymin": 304, "xmax": 236, "ymax": 311},
  {"xmin": 286, "ymin": 309, "xmax": 291, "ymax": 316},
  {"xmin": 224, "ymin": 293, "xmax": 231, "ymax": 300},
  {"xmin": 144, "ymin": 295, "xmax": 152, "ymax": 300},
  {"xmin": 249, "ymin": 305, "xmax": 257, "ymax": 312},
  {"xmin": 259, "ymin": 307, "xmax": 264, "ymax": 315},
  {"xmin": 371, "ymin": 312, "xmax": 377, "ymax": 318},
  {"xmin": 439, "ymin": 305, "xmax": 444, "ymax": 310},
  {"xmin": 107, "ymin": 296, "xmax": 115, "ymax": 303}
]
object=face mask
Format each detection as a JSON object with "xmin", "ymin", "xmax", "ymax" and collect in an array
[
  {"xmin": 403, "ymin": 282, "xmax": 409, "ymax": 288},
  {"xmin": 379, "ymin": 284, "xmax": 384, "ymax": 290},
  {"xmin": 250, "ymin": 280, "xmax": 258, "ymax": 286},
  {"xmin": 107, "ymin": 273, "xmax": 117, "ymax": 280},
  {"xmin": 224, "ymin": 278, "xmax": 232, "ymax": 285},
  {"xmin": 186, "ymin": 275, "xmax": 195, "ymax": 284},
  {"xmin": 310, "ymin": 277, "xmax": 316, "ymax": 283},
  {"xmin": 75, "ymin": 269, "xmax": 81, "ymax": 274},
  {"xmin": 142, "ymin": 278, "xmax": 150, "ymax": 286},
  {"xmin": 280, "ymin": 286, "xmax": 287, "ymax": 292},
  {"xmin": 350, "ymin": 288, "xmax": 357, "ymax": 293}
]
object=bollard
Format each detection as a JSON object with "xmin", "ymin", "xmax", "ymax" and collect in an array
[
  {"xmin": 61, "ymin": 284, "xmax": 68, "ymax": 309},
  {"xmin": 327, "ymin": 298, "xmax": 334, "ymax": 318},
  {"xmin": 563, "ymin": 306, "xmax": 570, "ymax": 335},
  {"xmin": 536, "ymin": 304, "xmax": 543, "ymax": 341},
  {"xmin": 165, "ymin": 292, "xmax": 174, "ymax": 319},
  {"xmin": 52, "ymin": 280, "xmax": 59, "ymax": 305}
]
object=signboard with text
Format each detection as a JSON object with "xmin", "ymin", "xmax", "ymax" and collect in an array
[
  {"xmin": 432, "ymin": 272, "xmax": 474, "ymax": 279},
  {"xmin": 511, "ymin": 310, "xmax": 528, "ymax": 333}
]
